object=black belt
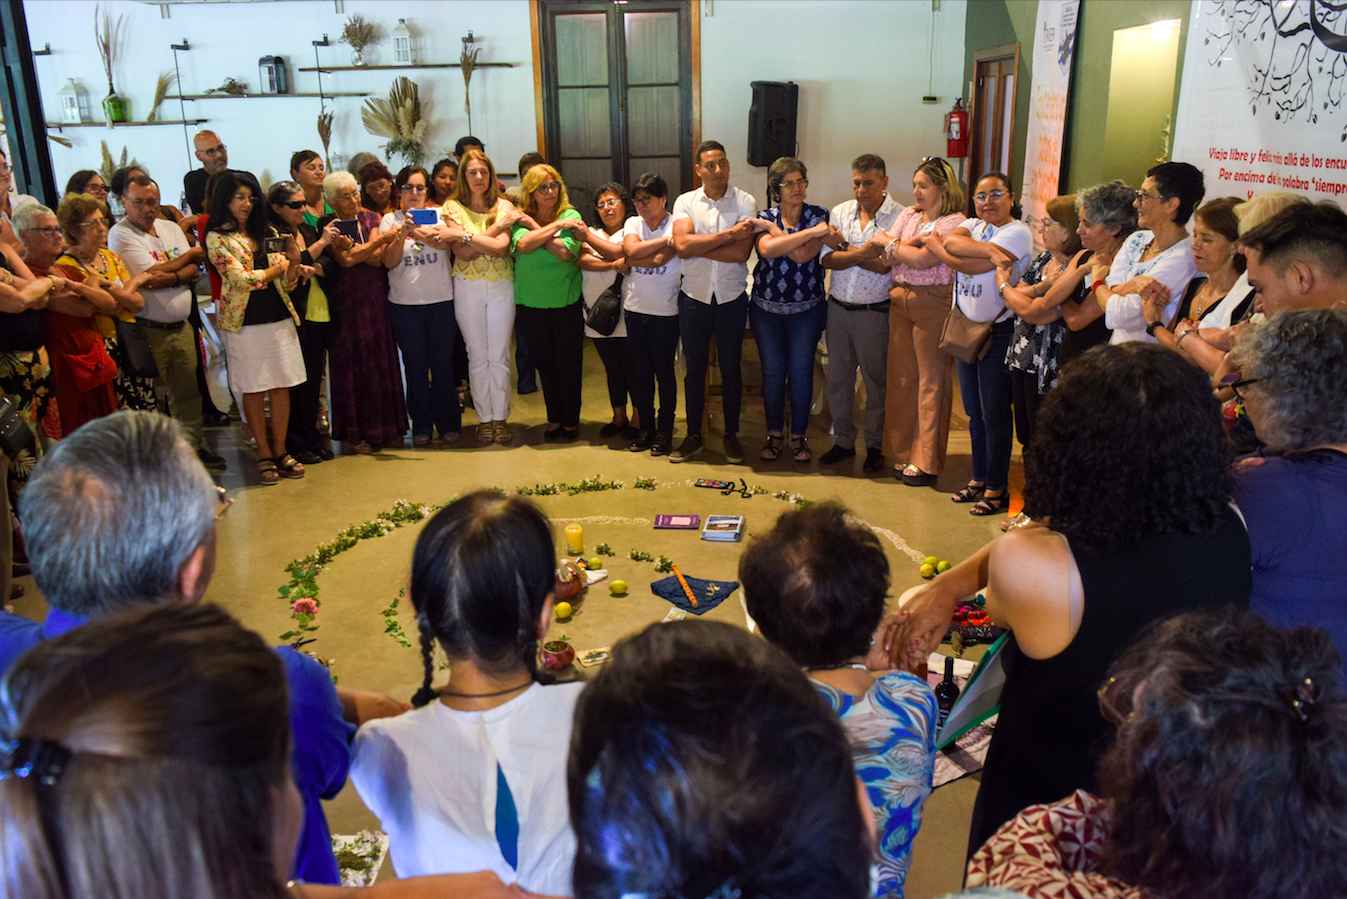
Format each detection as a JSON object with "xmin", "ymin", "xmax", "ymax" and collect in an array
[
  {"xmin": 829, "ymin": 296, "xmax": 889, "ymax": 312},
  {"xmin": 136, "ymin": 318, "xmax": 185, "ymax": 331}
]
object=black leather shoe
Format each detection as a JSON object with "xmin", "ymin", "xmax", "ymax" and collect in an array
[
  {"xmin": 650, "ymin": 432, "xmax": 674, "ymax": 456},
  {"xmin": 863, "ymin": 448, "xmax": 885, "ymax": 473},
  {"xmin": 293, "ymin": 450, "xmax": 322, "ymax": 465},
  {"xmin": 317, "ymin": 445, "xmax": 335, "ymax": 461},
  {"xmin": 629, "ymin": 429, "xmax": 656, "ymax": 451},
  {"xmin": 818, "ymin": 444, "xmax": 856, "ymax": 465},
  {"xmin": 197, "ymin": 449, "xmax": 227, "ymax": 471},
  {"xmin": 599, "ymin": 421, "xmax": 627, "ymax": 438}
]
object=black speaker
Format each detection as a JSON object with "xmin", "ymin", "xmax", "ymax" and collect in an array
[{"xmin": 747, "ymin": 81, "xmax": 798, "ymax": 167}]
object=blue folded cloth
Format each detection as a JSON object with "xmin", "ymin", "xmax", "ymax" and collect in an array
[{"xmin": 651, "ymin": 574, "xmax": 739, "ymax": 615}]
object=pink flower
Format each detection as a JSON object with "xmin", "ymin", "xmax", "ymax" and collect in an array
[{"xmin": 291, "ymin": 598, "xmax": 319, "ymax": 616}]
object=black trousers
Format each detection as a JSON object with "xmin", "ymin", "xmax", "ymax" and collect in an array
[
  {"xmin": 287, "ymin": 318, "xmax": 333, "ymax": 456},
  {"xmin": 517, "ymin": 302, "xmax": 584, "ymax": 427}
]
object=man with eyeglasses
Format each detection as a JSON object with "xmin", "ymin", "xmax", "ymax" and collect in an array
[
  {"xmin": 108, "ymin": 174, "xmax": 225, "ymax": 471},
  {"xmin": 183, "ymin": 130, "xmax": 229, "ymax": 215}
]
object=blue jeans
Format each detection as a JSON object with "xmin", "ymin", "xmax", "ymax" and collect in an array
[
  {"xmin": 750, "ymin": 299, "xmax": 827, "ymax": 436},
  {"xmin": 388, "ymin": 301, "xmax": 461, "ymax": 439},
  {"xmin": 679, "ymin": 291, "xmax": 749, "ymax": 436},
  {"xmin": 956, "ymin": 319, "xmax": 1015, "ymax": 491},
  {"xmin": 625, "ymin": 311, "xmax": 680, "ymax": 435}
]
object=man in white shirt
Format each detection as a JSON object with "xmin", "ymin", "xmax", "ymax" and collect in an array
[
  {"xmin": 819, "ymin": 155, "xmax": 901, "ymax": 474},
  {"xmin": 108, "ymin": 175, "xmax": 224, "ymax": 470},
  {"xmin": 669, "ymin": 141, "xmax": 757, "ymax": 463}
]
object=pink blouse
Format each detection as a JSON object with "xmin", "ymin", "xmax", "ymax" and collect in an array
[{"xmin": 886, "ymin": 207, "xmax": 963, "ymax": 287}]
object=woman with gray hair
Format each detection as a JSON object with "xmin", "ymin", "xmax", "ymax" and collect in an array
[
  {"xmin": 319, "ymin": 170, "xmax": 406, "ymax": 454},
  {"xmin": 1231, "ymin": 308, "xmax": 1347, "ymax": 675},
  {"xmin": 998, "ymin": 181, "xmax": 1137, "ymax": 369}
]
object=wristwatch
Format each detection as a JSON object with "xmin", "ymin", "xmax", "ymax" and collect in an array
[{"xmin": 1145, "ymin": 320, "xmax": 1164, "ymax": 337}]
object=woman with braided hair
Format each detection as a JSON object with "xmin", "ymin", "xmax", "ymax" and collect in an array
[{"xmin": 349, "ymin": 490, "xmax": 581, "ymax": 895}]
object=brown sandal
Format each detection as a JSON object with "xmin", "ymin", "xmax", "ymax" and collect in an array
[
  {"xmin": 274, "ymin": 454, "xmax": 305, "ymax": 479},
  {"xmin": 257, "ymin": 459, "xmax": 279, "ymax": 486},
  {"xmin": 791, "ymin": 435, "xmax": 811, "ymax": 463}
]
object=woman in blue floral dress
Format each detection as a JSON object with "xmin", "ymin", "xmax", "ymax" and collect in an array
[{"xmin": 742, "ymin": 502, "xmax": 937, "ymax": 898}]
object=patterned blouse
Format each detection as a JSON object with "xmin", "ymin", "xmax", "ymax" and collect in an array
[
  {"xmin": 1004, "ymin": 251, "xmax": 1065, "ymax": 394},
  {"xmin": 814, "ymin": 672, "xmax": 937, "ymax": 899},
  {"xmin": 55, "ymin": 247, "xmax": 135, "ymax": 340},
  {"xmin": 205, "ymin": 229, "xmax": 297, "ymax": 333},
  {"xmin": 886, "ymin": 208, "xmax": 964, "ymax": 287},
  {"xmin": 750, "ymin": 203, "xmax": 828, "ymax": 314},
  {"xmin": 966, "ymin": 789, "xmax": 1140, "ymax": 899},
  {"xmin": 443, "ymin": 200, "xmax": 514, "ymax": 282}
]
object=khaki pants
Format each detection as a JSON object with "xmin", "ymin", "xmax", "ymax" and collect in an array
[
  {"xmin": 147, "ymin": 323, "xmax": 204, "ymax": 449},
  {"xmin": 882, "ymin": 283, "xmax": 955, "ymax": 475}
]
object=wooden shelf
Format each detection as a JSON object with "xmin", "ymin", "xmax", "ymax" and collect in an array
[
  {"xmin": 298, "ymin": 62, "xmax": 517, "ymax": 72},
  {"xmin": 46, "ymin": 119, "xmax": 207, "ymax": 129},
  {"xmin": 166, "ymin": 92, "xmax": 369, "ymax": 100}
]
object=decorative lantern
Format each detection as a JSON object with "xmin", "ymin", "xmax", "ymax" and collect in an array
[
  {"xmin": 258, "ymin": 56, "xmax": 289, "ymax": 94},
  {"xmin": 392, "ymin": 19, "xmax": 414, "ymax": 65},
  {"xmin": 58, "ymin": 78, "xmax": 91, "ymax": 124}
]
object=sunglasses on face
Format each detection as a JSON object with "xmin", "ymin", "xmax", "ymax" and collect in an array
[{"xmin": 279, "ymin": 200, "xmax": 306, "ymax": 210}]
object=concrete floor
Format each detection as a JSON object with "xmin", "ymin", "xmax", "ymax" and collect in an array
[{"xmin": 8, "ymin": 338, "xmax": 1019, "ymax": 898}]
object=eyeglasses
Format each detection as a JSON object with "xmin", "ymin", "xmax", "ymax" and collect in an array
[
  {"xmin": 279, "ymin": 200, "xmax": 306, "ymax": 210},
  {"xmin": 597, "ymin": 198, "xmax": 623, "ymax": 209},
  {"xmin": 1040, "ymin": 220, "xmax": 1060, "ymax": 230},
  {"xmin": 1228, "ymin": 376, "xmax": 1261, "ymax": 401},
  {"xmin": 78, "ymin": 218, "xmax": 110, "ymax": 229},
  {"xmin": 125, "ymin": 198, "xmax": 160, "ymax": 208},
  {"xmin": 921, "ymin": 156, "xmax": 947, "ymax": 166},
  {"xmin": 1096, "ymin": 676, "xmax": 1137, "ymax": 726},
  {"xmin": 199, "ymin": 145, "xmax": 227, "ymax": 157},
  {"xmin": 0, "ymin": 163, "xmax": 11, "ymax": 174},
  {"xmin": 86, "ymin": 183, "xmax": 109, "ymax": 194},
  {"xmin": 338, "ymin": 190, "xmax": 360, "ymax": 202},
  {"xmin": 1134, "ymin": 190, "xmax": 1165, "ymax": 201},
  {"xmin": 536, "ymin": 182, "xmax": 561, "ymax": 194},
  {"xmin": 400, "ymin": 184, "xmax": 427, "ymax": 194},
  {"xmin": 215, "ymin": 485, "xmax": 233, "ymax": 522},
  {"xmin": 22, "ymin": 226, "xmax": 62, "ymax": 237},
  {"xmin": 973, "ymin": 190, "xmax": 1008, "ymax": 202},
  {"xmin": 633, "ymin": 195, "xmax": 658, "ymax": 206},
  {"xmin": 779, "ymin": 178, "xmax": 808, "ymax": 190}
]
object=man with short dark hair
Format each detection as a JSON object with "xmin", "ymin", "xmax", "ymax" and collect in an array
[
  {"xmin": 1240, "ymin": 202, "xmax": 1347, "ymax": 314},
  {"xmin": 819, "ymin": 155, "xmax": 900, "ymax": 474},
  {"xmin": 182, "ymin": 130, "xmax": 228, "ymax": 214},
  {"xmin": 0, "ymin": 411, "xmax": 408, "ymax": 885},
  {"xmin": 669, "ymin": 140, "xmax": 758, "ymax": 463},
  {"xmin": 108, "ymin": 175, "xmax": 224, "ymax": 471}
]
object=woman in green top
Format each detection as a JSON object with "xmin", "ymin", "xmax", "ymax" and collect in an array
[{"xmin": 511, "ymin": 164, "xmax": 585, "ymax": 442}]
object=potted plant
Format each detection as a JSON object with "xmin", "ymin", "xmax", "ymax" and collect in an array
[
  {"xmin": 94, "ymin": 4, "xmax": 127, "ymax": 124},
  {"xmin": 340, "ymin": 14, "xmax": 382, "ymax": 67},
  {"xmin": 541, "ymin": 637, "xmax": 575, "ymax": 671}
]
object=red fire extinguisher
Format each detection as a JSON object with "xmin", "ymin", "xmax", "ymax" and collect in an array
[{"xmin": 945, "ymin": 98, "xmax": 969, "ymax": 159}]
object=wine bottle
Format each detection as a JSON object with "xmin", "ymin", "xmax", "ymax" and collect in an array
[{"xmin": 934, "ymin": 656, "xmax": 961, "ymax": 731}]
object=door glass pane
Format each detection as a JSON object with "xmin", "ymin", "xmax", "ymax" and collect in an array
[
  {"xmin": 628, "ymin": 157, "xmax": 682, "ymax": 195},
  {"xmin": 558, "ymin": 158, "xmax": 612, "ymax": 220},
  {"xmin": 981, "ymin": 74, "xmax": 997, "ymax": 171},
  {"xmin": 626, "ymin": 86, "xmax": 680, "ymax": 157},
  {"xmin": 1000, "ymin": 74, "xmax": 1015, "ymax": 173},
  {"xmin": 624, "ymin": 12, "xmax": 679, "ymax": 84},
  {"xmin": 559, "ymin": 88, "xmax": 612, "ymax": 158},
  {"xmin": 556, "ymin": 14, "xmax": 609, "ymax": 86}
]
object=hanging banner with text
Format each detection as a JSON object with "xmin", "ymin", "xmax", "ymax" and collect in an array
[
  {"xmin": 1173, "ymin": 0, "xmax": 1347, "ymax": 203},
  {"xmin": 1019, "ymin": 0, "xmax": 1080, "ymax": 237}
]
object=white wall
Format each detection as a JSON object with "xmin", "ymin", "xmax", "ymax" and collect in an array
[
  {"xmin": 24, "ymin": 0, "xmax": 538, "ymax": 208},
  {"xmin": 698, "ymin": 0, "xmax": 968, "ymax": 211},
  {"xmin": 23, "ymin": 0, "xmax": 967, "ymax": 212}
]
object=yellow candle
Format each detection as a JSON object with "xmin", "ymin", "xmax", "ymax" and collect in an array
[{"xmin": 565, "ymin": 523, "xmax": 583, "ymax": 554}]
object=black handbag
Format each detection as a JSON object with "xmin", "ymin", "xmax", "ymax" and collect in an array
[
  {"xmin": 585, "ymin": 274, "xmax": 623, "ymax": 336},
  {"xmin": 0, "ymin": 394, "xmax": 36, "ymax": 460},
  {"xmin": 112, "ymin": 318, "xmax": 160, "ymax": 379}
]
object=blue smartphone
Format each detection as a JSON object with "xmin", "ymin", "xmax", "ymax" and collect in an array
[{"xmin": 410, "ymin": 208, "xmax": 438, "ymax": 226}]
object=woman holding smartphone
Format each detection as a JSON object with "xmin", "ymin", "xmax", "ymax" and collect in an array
[{"xmin": 382, "ymin": 165, "xmax": 465, "ymax": 446}]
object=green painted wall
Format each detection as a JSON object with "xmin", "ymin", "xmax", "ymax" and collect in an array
[{"xmin": 963, "ymin": 0, "xmax": 1194, "ymax": 196}]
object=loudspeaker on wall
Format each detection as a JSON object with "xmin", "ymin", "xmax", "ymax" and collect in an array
[{"xmin": 747, "ymin": 81, "xmax": 798, "ymax": 167}]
